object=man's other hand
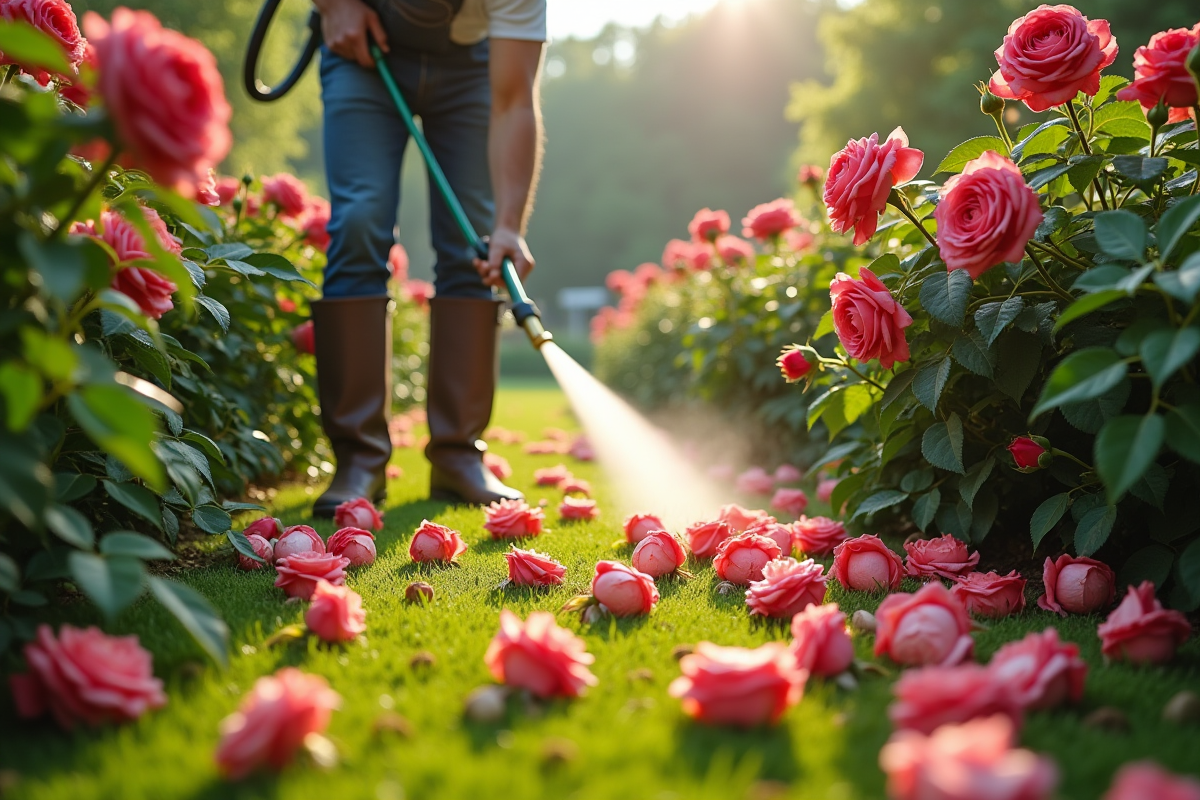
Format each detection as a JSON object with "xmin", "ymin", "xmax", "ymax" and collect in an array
[
  {"xmin": 475, "ymin": 225, "xmax": 534, "ymax": 290},
  {"xmin": 315, "ymin": 0, "xmax": 388, "ymax": 68}
]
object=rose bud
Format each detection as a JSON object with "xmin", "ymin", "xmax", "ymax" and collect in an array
[
  {"xmin": 291, "ymin": 320, "xmax": 315, "ymax": 354},
  {"xmin": 558, "ymin": 496, "xmax": 599, "ymax": 521},
  {"xmin": 237, "ymin": 534, "xmax": 275, "ymax": 571},
  {"xmin": 979, "ymin": 85, "xmax": 1005, "ymax": 116},
  {"xmin": 816, "ymin": 478, "xmax": 838, "ymax": 503},
  {"xmin": 789, "ymin": 602, "xmax": 853, "ymax": 677},
  {"xmin": 716, "ymin": 503, "xmax": 771, "ymax": 533},
  {"xmin": 274, "ymin": 552, "xmax": 350, "ymax": 600},
  {"xmin": 744, "ymin": 517, "xmax": 794, "ymax": 555},
  {"xmin": 334, "ymin": 497, "xmax": 384, "ymax": 531},
  {"xmin": 770, "ymin": 488, "xmax": 809, "ymax": 519},
  {"xmin": 484, "ymin": 498, "xmax": 545, "ymax": 539},
  {"xmin": 874, "ymin": 582, "xmax": 974, "ymax": 667},
  {"xmin": 483, "ymin": 452, "xmax": 512, "ymax": 480},
  {"xmin": 8, "ymin": 624, "xmax": 166, "ymax": 729},
  {"xmin": 713, "ymin": 534, "xmax": 783, "ymax": 585},
  {"xmin": 591, "ymin": 561, "xmax": 659, "ymax": 616},
  {"xmin": 484, "ymin": 610, "xmax": 598, "ymax": 699},
  {"xmin": 745, "ymin": 557, "xmax": 827, "ymax": 618},
  {"xmin": 304, "ymin": 579, "xmax": 366, "ymax": 643},
  {"xmin": 534, "ymin": 464, "xmax": 572, "ymax": 487},
  {"xmin": 777, "ymin": 345, "xmax": 812, "ymax": 383},
  {"xmin": 832, "ymin": 534, "xmax": 905, "ymax": 592},
  {"xmin": 1104, "ymin": 762, "xmax": 1200, "ymax": 800},
  {"xmin": 735, "ymin": 467, "xmax": 775, "ymax": 496},
  {"xmin": 623, "ymin": 512, "xmax": 666, "ymax": 544},
  {"xmin": 505, "ymin": 546, "xmax": 566, "ymax": 587},
  {"xmin": 904, "ymin": 533, "xmax": 980, "ymax": 581},
  {"xmin": 243, "ymin": 516, "xmax": 283, "ymax": 541},
  {"xmin": 405, "ymin": 581, "xmax": 434, "ymax": 604},
  {"xmin": 1097, "ymin": 581, "xmax": 1192, "ymax": 665},
  {"xmin": 792, "ymin": 515, "xmax": 848, "ymax": 557},
  {"xmin": 1008, "ymin": 435, "xmax": 1052, "ymax": 472},
  {"xmin": 879, "ymin": 716, "xmax": 1058, "ymax": 800},
  {"xmin": 408, "ymin": 520, "xmax": 467, "ymax": 564},
  {"xmin": 889, "ymin": 665, "xmax": 1022, "ymax": 735},
  {"xmin": 326, "ymin": 527, "xmax": 377, "ymax": 567},
  {"xmin": 273, "ymin": 525, "xmax": 325, "ymax": 562},
  {"xmin": 1037, "ymin": 554, "xmax": 1116, "ymax": 616},
  {"xmin": 989, "ymin": 629, "xmax": 1087, "ymax": 711},
  {"xmin": 949, "ymin": 570, "xmax": 1027, "ymax": 618},
  {"xmin": 214, "ymin": 668, "xmax": 340, "ymax": 779},
  {"xmin": 631, "ymin": 531, "xmax": 687, "ymax": 577},
  {"xmin": 684, "ymin": 519, "xmax": 734, "ymax": 559},
  {"xmin": 668, "ymin": 642, "xmax": 806, "ymax": 727}
]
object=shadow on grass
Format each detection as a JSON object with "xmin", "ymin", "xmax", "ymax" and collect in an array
[{"xmin": 673, "ymin": 719, "xmax": 800, "ymax": 783}]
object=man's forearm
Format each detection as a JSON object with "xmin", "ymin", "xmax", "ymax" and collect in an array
[{"xmin": 489, "ymin": 103, "xmax": 542, "ymax": 233}]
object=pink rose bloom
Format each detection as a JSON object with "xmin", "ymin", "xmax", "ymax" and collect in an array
[
  {"xmin": 792, "ymin": 515, "xmax": 847, "ymax": 557},
  {"xmin": 774, "ymin": 463, "xmax": 803, "ymax": 484},
  {"xmin": 483, "ymin": 452, "xmax": 512, "ymax": 480},
  {"xmin": 714, "ymin": 533, "xmax": 783, "ymax": 585},
  {"xmin": 950, "ymin": 571, "xmax": 1027, "ymax": 618},
  {"xmin": 59, "ymin": 40, "xmax": 96, "ymax": 106},
  {"xmin": 782, "ymin": 228, "xmax": 815, "ymax": 253},
  {"xmin": 243, "ymin": 516, "xmax": 283, "ymax": 541},
  {"xmin": 934, "ymin": 152, "xmax": 1043, "ymax": 280},
  {"xmin": 534, "ymin": 464, "xmax": 572, "ymax": 487},
  {"xmin": 274, "ymin": 552, "xmax": 350, "ymax": 600},
  {"xmin": 715, "ymin": 235, "xmax": 755, "ymax": 264},
  {"xmin": 326, "ymin": 527, "xmax": 376, "ymax": 567},
  {"xmin": 591, "ymin": 560, "xmax": 659, "ymax": 616},
  {"xmin": 334, "ymin": 497, "xmax": 383, "ymax": 531},
  {"xmin": 688, "ymin": 207, "xmax": 730, "ymax": 242},
  {"xmin": 237, "ymin": 534, "xmax": 275, "ymax": 571},
  {"xmin": 405, "ymin": 278, "xmax": 434, "ymax": 307},
  {"xmin": 744, "ymin": 517, "xmax": 793, "ymax": 555},
  {"xmin": 632, "ymin": 531, "xmax": 688, "ymax": 577},
  {"xmin": 9, "ymin": 624, "xmax": 165, "ymax": 729},
  {"xmin": 1037, "ymin": 554, "xmax": 1115, "ymax": 616},
  {"xmin": 568, "ymin": 434, "xmax": 595, "ymax": 461},
  {"xmin": 989, "ymin": 628, "xmax": 1087, "ymax": 711},
  {"xmin": 291, "ymin": 320, "xmax": 315, "ymax": 354},
  {"xmin": 716, "ymin": 503, "xmax": 771, "ymax": 533},
  {"xmin": 904, "ymin": 534, "xmax": 980, "ymax": 581},
  {"xmin": 824, "ymin": 127, "xmax": 923, "ymax": 245},
  {"xmin": 523, "ymin": 439, "xmax": 565, "ymax": 455},
  {"xmin": 386, "ymin": 465, "xmax": 403, "ymax": 479},
  {"xmin": 196, "ymin": 170, "xmax": 220, "ymax": 206},
  {"xmin": 880, "ymin": 715, "xmax": 1058, "ymax": 800},
  {"xmin": 304, "ymin": 579, "xmax": 366, "ymax": 643},
  {"xmin": 214, "ymin": 668, "xmax": 340, "ymax": 779},
  {"xmin": 484, "ymin": 610, "xmax": 598, "ymax": 699},
  {"xmin": 485, "ymin": 498, "xmax": 545, "ymax": 538},
  {"xmin": 1104, "ymin": 762, "xmax": 1200, "ymax": 800},
  {"xmin": 745, "ymin": 557, "xmax": 827, "ymax": 618},
  {"xmin": 735, "ymin": 467, "xmax": 775, "ymax": 496},
  {"xmin": 741, "ymin": 198, "xmax": 803, "ymax": 241},
  {"xmin": 273, "ymin": 525, "xmax": 325, "ymax": 562},
  {"xmin": 817, "ymin": 478, "xmax": 839, "ymax": 503},
  {"xmin": 84, "ymin": 8, "xmax": 231, "ymax": 197},
  {"xmin": 300, "ymin": 196, "xmax": 330, "ymax": 251},
  {"xmin": 875, "ymin": 582, "xmax": 974, "ymax": 667},
  {"xmin": 988, "ymin": 4, "xmax": 1118, "ymax": 112},
  {"xmin": 408, "ymin": 520, "xmax": 467, "ymax": 564},
  {"xmin": 70, "ymin": 208, "xmax": 180, "ymax": 319},
  {"xmin": 708, "ymin": 463, "xmax": 735, "ymax": 482},
  {"xmin": 789, "ymin": 603, "xmax": 854, "ymax": 677},
  {"xmin": 558, "ymin": 496, "xmax": 599, "ymax": 521},
  {"xmin": 797, "ymin": 164, "xmax": 824, "ymax": 185},
  {"xmin": 560, "ymin": 477, "xmax": 592, "ymax": 496},
  {"xmin": 661, "ymin": 238, "xmax": 712, "ymax": 271},
  {"xmin": 832, "ymin": 533, "xmax": 905, "ymax": 592},
  {"xmin": 260, "ymin": 173, "xmax": 309, "ymax": 219},
  {"xmin": 830, "ymin": 267, "xmax": 913, "ymax": 369},
  {"xmin": 505, "ymin": 546, "xmax": 566, "ymax": 586},
  {"xmin": 1097, "ymin": 581, "xmax": 1192, "ymax": 665},
  {"xmin": 624, "ymin": 513, "xmax": 666, "ymax": 544},
  {"xmin": 684, "ymin": 519, "xmax": 735, "ymax": 559},
  {"xmin": 1117, "ymin": 25, "xmax": 1200, "ymax": 123},
  {"xmin": 388, "ymin": 243, "xmax": 409, "ymax": 283},
  {"xmin": 215, "ymin": 176, "xmax": 240, "ymax": 205},
  {"xmin": 0, "ymin": 0, "xmax": 85, "ymax": 83},
  {"xmin": 889, "ymin": 665, "xmax": 1021, "ymax": 735},
  {"xmin": 668, "ymin": 642, "xmax": 806, "ymax": 727}
]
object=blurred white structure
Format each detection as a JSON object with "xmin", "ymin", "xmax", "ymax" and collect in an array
[{"xmin": 557, "ymin": 287, "xmax": 609, "ymax": 338}]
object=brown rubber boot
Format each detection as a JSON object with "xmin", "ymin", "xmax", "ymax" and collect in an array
[
  {"xmin": 425, "ymin": 296, "xmax": 523, "ymax": 505},
  {"xmin": 311, "ymin": 295, "xmax": 392, "ymax": 517}
]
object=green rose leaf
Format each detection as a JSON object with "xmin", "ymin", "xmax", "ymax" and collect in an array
[
  {"xmin": 102, "ymin": 480, "xmax": 164, "ymax": 530},
  {"xmin": 44, "ymin": 503, "xmax": 95, "ymax": 550},
  {"xmin": 1074, "ymin": 504, "xmax": 1117, "ymax": 557},
  {"xmin": 99, "ymin": 531, "xmax": 175, "ymax": 561},
  {"xmin": 1030, "ymin": 348, "xmax": 1128, "ymax": 420},
  {"xmin": 192, "ymin": 504, "xmax": 233, "ymax": 535},
  {"xmin": 1095, "ymin": 414, "xmax": 1164, "ymax": 504},
  {"xmin": 1164, "ymin": 403, "xmax": 1200, "ymax": 463},
  {"xmin": 1153, "ymin": 252, "xmax": 1200, "ymax": 304},
  {"xmin": 147, "ymin": 576, "xmax": 229, "ymax": 666},
  {"xmin": 919, "ymin": 269, "xmax": 973, "ymax": 327},
  {"xmin": 921, "ymin": 412, "xmax": 965, "ymax": 473},
  {"xmin": 68, "ymin": 552, "xmax": 146, "ymax": 621},
  {"xmin": 1119, "ymin": 545, "xmax": 1175, "ymax": 589},
  {"xmin": 936, "ymin": 136, "xmax": 1008, "ymax": 174},
  {"xmin": 1092, "ymin": 210, "xmax": 1146, "ymax": 262},
  {"xmin": 851, "ymin": 490, "xmax": 908, "ymax": 520},
  {"xmin": 912, "ymin": 355, "xmax": 952, "ymax": 411},
  {"xmin": 1157, "ymin": 195, "xmax": 1200, "ymax": 261},
  {"xmin": 911, "ymin": 487, "xmax": 940, "ymax": 532},
  {"xmin": 975, "ymin": 297, "xmax": 1024, "ymax": 346},
  {"xmin": 1139, "ymin": 327, "xmax": 1200, "ymax": 388},
  {"xmin": 1030, "ymin": 492, "xmax": 1070, "ymax": 549}
]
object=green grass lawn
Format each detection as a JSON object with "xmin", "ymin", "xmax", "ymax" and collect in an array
[{"xmin": 2, "ymin": 381, "xmax": 1198, "ymax": 799}]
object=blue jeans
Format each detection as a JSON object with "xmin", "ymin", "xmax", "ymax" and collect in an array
[{"xmin": 319, "ymin": 41, "xmax": 494, "ymax": 299}]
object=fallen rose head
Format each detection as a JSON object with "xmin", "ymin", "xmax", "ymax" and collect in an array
[
  {"xmin": 713, "ymin": 533, "xmax": 784, "ymax": 585},
  {"xmin": 534, "ymin": 464, "xmax": 572, "ymax": 487},
  {"xmin": 484, "ymin": 610, "xmax": 598, "ymax": 699},
  {"xmin": 824, "ymin": 127, "xmax": 923, "ymax": 245},
  {"xmin": 326, "ymin": 527, "xmax": 376, "ymax": 567},
  {"xmin": 791, "ymin": 515, "xmax": 847, "ymax": 557},
  {"xmin": 716, "ymin": 503, "xmax": 770, "ymax": 533},
  {"xmin": 243, "ymin": 516, "xmax": 283, "ymax": 541},
  {"xmin": 688, "ymin": 207, "xmax": 730, "ymax": 243},
  {"xmin": 745, "ymin": 556, "xmax": 827, "ymax": 618},
  {"xmin": 874, "ymin": 582, "xmax": 974, "ymax": 667},
  {"xmin": 333, "ymin": 497, "xmax": 383, "ymax": 531},
  {"xmin": 407, "ymin": 520, "xmax": 467, "ymax": 563},
  {"xmin": 237, "ymin": 533, "xmax": 275, "ymax": 571},
  {"xmin": 950, "ymin": 570, "xmax": 1027, "ymax": 619},
  {"xmin": 832, "ymin": 533, "xmax": 905, "ymax": 592},
  {"xmin": 888, "ymin": 664, "xmax": 1022, "ymax": 735},
  {"xmin": 621, "ymin": 513, "xmax": 665, "ymax": 544},
  {"xmin": 1102, "ymin": 761, "xmax": 1200, "ymax": 800},
  {"xmin": 9, "ymin": 624, "xmax": 166, "ymax": 730},
  {"xmin": 483, "ymin": 452, "xmax": 513, "ymax": 480},
  {"xmin": 274, "ymin": 552, "xmax": 350, "ymax": 600},
  {"xmin": 668, "ymin": 641, "xmax": 806, "ymax": 727},
  {"xmin": 789, "ymin": 602, "xmax": 854, "ymax": 677},
  {"xmin": 1037, "ymin": 554, "xmax": 1116, "ymax": 616},
  {"xmin": 591, "ymin": 561, "xmax": 659, "ymax": 616},
  {"xmin": 558, "ymin": 496, "xmax": 599, "ymax": 521},
  {"xmin": 484, "ymin": 498, "xmax": 545, "ymax": 539},
  {"xmin": 304, "ymin": 580, "xmax": 366, "ymax": 643},
  {"xmin": 505, "ymin": 546, "xmax": 566, "ymax": 586},
  {"xmin": 742, "ymin": 516, "xmax": 790, "ymax": 552},
  {"xmin": 559, "ymin": 477, "xmax": 592, "ymax": 496},
  {"xmin": 1008, "ymin": 435, "xmax": 1051, "ymax": 472},
  {"xmin": 214, "ymin": 667, "xmax": 340, "ymax": 779},
  {"xmin": 989, "ymin": 628, "xmax": 1087, "ymax": 711},
  {"xmin": 904, "ymin": 533, "xmax": 980, "ymax": 581},
  {"xmin": 684, "ymin": 519, "xmax": 735, "ymax": 559},
  {"xmin": 1097, "ymin": 581, "xmax": 1192, "ymax": 665},
  {"xmin": 830, "ymin": 267, "xmax": 913, "ymax": 369},
  {"xmin": 777, "ymin": 345, "xmax": 812, "ymax": 383},
  {"xmin": 273, "ymin": 525, "xmax": 325, "ymax": 562},
  {"xmin": 631, "ymin": 531, "xmax": 688, "ymax": 577}
]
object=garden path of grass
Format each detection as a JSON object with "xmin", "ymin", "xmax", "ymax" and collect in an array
[{"xmin": 2, "ymin": 380, "xmax": 1199, "ymax": 800}]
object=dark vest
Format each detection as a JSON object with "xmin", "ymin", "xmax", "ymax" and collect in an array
[{"xmin": 361, "ymin": 0, "xmax": 469, "ymax": 54}]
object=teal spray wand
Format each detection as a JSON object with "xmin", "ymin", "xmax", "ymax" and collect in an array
[{"xmin": 368, "ymin": 43, "xmax": 553, "ymax": 350}]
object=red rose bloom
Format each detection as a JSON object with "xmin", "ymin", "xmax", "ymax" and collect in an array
[
  {"xmin": 1104, "ymin": 762, "xmax": 1200, "ymax": 800},
  {"xmin": 505, "ymin": 546, "xmax": 566, "ymax": 586},
  {"xmin": 889, "ymin": 665, "xmax": 1022, "ymax": 735},
  {"xmin": 1008, "ymin": 436, "xmax": 1049, "ymax": 470},
  {"xmin": 273, "ymin": 552, "xmax": 350, "ymax": 600},
  {"xmin": 484, "ymin": 610, "xmax": 597, "ymax": 699},
  {"xmin": 989, "ymin": 629, "xmax": 1087, "ymax": 711},
  {"xmin": 832, "ymin": 533, "xmax": 905, "ymax": 592},
  {"xmin": 684, "ymin": 519, "xmax": 734, "ymax": 559},
  {"xmin": 1117, "ymin": 25, "xmax": 1200, "ymax": 122},
  {"xmin": 291, "ymin": 320, "xmax": 315, "ymax": 354},
  {"xmin": 777, "ymin": 346, "xmax": 812, "ymax": 383},
  {"xmin": 326, "ymin": 527, "xmax": 376, "ymax": 567},
  {"xmin": 934, "ymin": 152, "xmax": 1043, "ymax": 280},
  {"xmin": 662, "ymin": 238, "xmax": 711, "ymax": 271},
  {"xmin": 713, "ymin": 533, "xmax": 783, "ymax": 585},
  {"xmin": 0, "ymin": 0, "xmax": 85, "ymax": 84},
  {"xmin": 989, "ymin": 4, "xmax": 1118, "ymax": 112},
  {"xmin": 271, "ymin": 524, "xmax": 325, "ymax": 562},
  {"xmin": 1037, "ymin": 554, "xmax": 1115, "ymax": 616},
  {"xmin": 388, "ymin": 243, "xmax": 409, "ymax": 283},
  {"xmin": 300, "ymin": 196, "xmax": 331, "ymax": 252},
  {"xmin": 771, "ymin": 487, "xmax": 808, "ymax": 517},
  {"xmin": 741, "ymin": 198, "xmax": 803, "ymax": 241},
  {"xmin": 558, "ymin": 496, "xmax": 599, "ymax": 521},
  {"xmin": 215, "ymin": 176, "xmax": 240, "ymax": 205},
  {"xmin": 591, "ymin": 560, "xmax": 659, "ymax": 617},
  {"xmin": 745, "ymin": 557, "xmax": 827, "ymax": 619},
  {"xmin": 1097, "ymin": 581, "xmax": 1192, "ymax": 665},
  {"xmin": 484, "ymin": 498, "xmax": 545, "ymax": 538},
  {"xmin": 789, "ymin": 603, "xmax": 854, "ymax": 677},
  {"xmin": 260, "ymin": 173, "xmax": 310, "ymax": 219},
  {"xmin": 950, "ymin": 571, "xmax": 1027, "ymax": 618},
  {"xmin": 875, "ymin": 583, "xmax": 974, "ymax": 667},
  {"xmin": 668, "ymin": 642, "xmax": 806, "ymax": 727},
  {"xmin": 797, "ymin": 164, "xmax": 824, "ymax": 185},
  {"xmin": 688, "ymin": 208, "xmax": 730, "ymax": 243},
  {"xmin": 735, "ymin": 467, "xmax": 775, "ymax": 496},
  {"xmin": 70, "ymin": 207, "xmax": 180, "ymax": 319},
  {"xmin": 408, "ymin": 520, "xmax": 467, "ymax": 564},
  {"xmin": 792, "ymin": 515, "xmax": 847, "ymax": 557},
  {"xmin": 904, "ymin": 534, "xmax": 980, "ymax": 581},
  {"xmin": 304, "ymin": 580, "xmax": 366, "ymax": 643},
  {"xmin": 631, "ymin": 531, "xmax": 688, "ymax": 577},
  {"xmin": 715, "ymin": 235, "xmax": 755, "ymax": 264},
  {"xmin": 830, "ymin": 267, "xmax": 913, "ymax": 369},
  {"xmin": 824, "ymin": 127, "xmax": 923, "ymax": 246}
]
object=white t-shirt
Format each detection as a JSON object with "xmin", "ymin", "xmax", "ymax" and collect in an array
[{"xmin": 450, "ymin": 0, "xmax": 546, "ymax": 45}]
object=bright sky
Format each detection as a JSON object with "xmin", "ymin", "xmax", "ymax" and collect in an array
[{"xmin": 548, "ymin": 0, "xmax": 723, "ymax": 40}]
